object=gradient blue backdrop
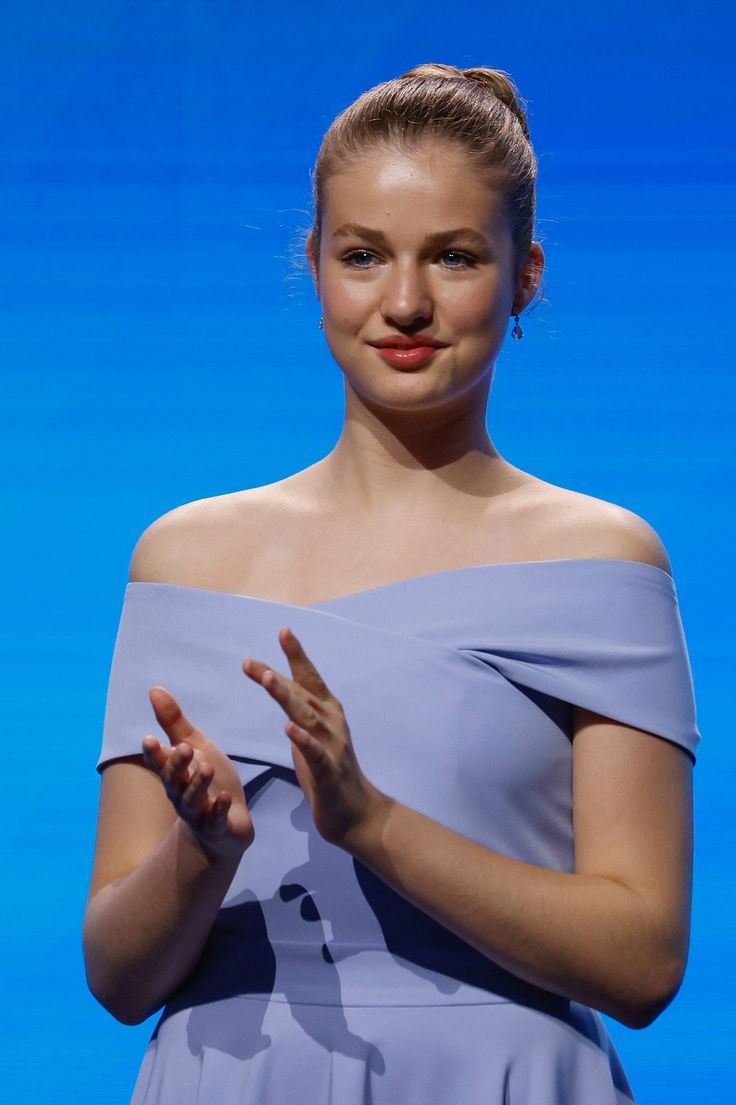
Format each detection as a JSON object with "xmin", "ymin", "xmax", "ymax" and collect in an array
[{"xmin": 2, "ymin": 1, "xmax": 733, "ymax": 1102}]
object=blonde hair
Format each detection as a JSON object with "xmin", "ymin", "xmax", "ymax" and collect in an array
[{"xmin": 307, "ymin": 63, "xmax": 539, "ymax": 297}]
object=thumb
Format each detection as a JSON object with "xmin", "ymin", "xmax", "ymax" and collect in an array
[{"xmin": 149, "ymin": 686, "xmax": 202, "ymax": 747}]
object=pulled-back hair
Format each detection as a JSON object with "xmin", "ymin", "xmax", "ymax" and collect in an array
[{"xmin": 307, "ymin": 63, "xmax": 540, "ymax": 299}]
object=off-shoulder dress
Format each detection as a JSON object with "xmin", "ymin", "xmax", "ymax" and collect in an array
[{"xmin": 96, "ymin": 557, "xmax": 701, "ymax": 1104}]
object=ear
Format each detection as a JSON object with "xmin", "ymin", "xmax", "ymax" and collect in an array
[
  {"xmin": 512, "ymin": 241, "xmax": 545, "ymax": 315},
  {"xmin": 306, "ymin": 230, "xmax": 320, "ymax": 298}
]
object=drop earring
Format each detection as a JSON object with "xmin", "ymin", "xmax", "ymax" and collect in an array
[
  {"xmin": 319, "ymin": 316, "xmax": 324, "ymax": 331},
  {"xmin": 511, "ymin": 313, "xmax": 523, "ymax": 340}
]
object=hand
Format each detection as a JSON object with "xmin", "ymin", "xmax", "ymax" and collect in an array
[
  {"xmin": 242, "ymin": 626, "xmax": 391, "ymax": 850},
  {"xmin": 141, "ymin": 686, "xmax": 255, "ymax": 861}
]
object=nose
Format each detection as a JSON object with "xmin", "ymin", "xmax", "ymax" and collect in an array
[{"xmin": 381, "ymin": 260, "xmax": 433, "ymax": 329}]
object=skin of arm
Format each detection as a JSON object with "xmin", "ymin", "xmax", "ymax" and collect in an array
[
  {"xmin": 342, "ymin": 724, "xmax": 692, "ymax": 1031},
  {"xmin": 336, "ymin": 519, "xmax": 693, "ymax": 1030},
  {"xmin": 83, "ymin": 814, "xmax": 246, "ymax": 1026},
  {"xmin": 84, "ymin": 517, "xmax": 254, "ymax": 1026}
]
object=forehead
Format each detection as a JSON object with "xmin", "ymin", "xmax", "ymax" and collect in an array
[{"xmin": 323, "ymin": 140, "xmax": 508, "ymax": 237}]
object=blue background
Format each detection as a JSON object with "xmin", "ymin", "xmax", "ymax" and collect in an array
[{"xmin": 2, "ymin": 1, "xmax": 733, "ymax": 1101}]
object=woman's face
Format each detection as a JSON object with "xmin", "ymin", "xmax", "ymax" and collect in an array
[{"xmin": 307, "ymin": 139, "xmax": 542, "ymax": 412}]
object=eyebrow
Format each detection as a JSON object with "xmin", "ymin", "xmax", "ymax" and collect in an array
[{"xmin": 332, "ymin": 223, "xmax": 490, "ymax": 249}]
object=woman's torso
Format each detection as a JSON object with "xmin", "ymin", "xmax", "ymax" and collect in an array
[{"xmin": 114, "ymin": 460, "xmax": 654, "ymax": 1102}]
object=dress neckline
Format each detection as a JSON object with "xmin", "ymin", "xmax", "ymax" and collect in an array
[{"xmin": 126, "ymin": 556, "xmax": 673, "ymax": 612}]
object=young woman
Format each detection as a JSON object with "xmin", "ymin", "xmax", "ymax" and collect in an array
[{"xmin": 83, "ymin": 63, "xmax": 699, "ymax": 1104}]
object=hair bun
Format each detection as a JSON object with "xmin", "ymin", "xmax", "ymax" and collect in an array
[{"xmin": 400, "ymin": 62, "xmax": 530, "ymax": 141}]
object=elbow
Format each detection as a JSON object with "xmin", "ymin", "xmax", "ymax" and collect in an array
[
  {"xmin": 622, "ymin": 998, "xmax": 673, "ymax": 1031},
  {"xmin": 83, "ymin": 930, "xmax": 160, "ymax": 1027},
  {"xmin": 618, "ymin": 956, "xmax": 687, "ymax": 1030},
  {"xmin": 116, "ymin": 1004, "xmax": 162, "ymax": 1027},
  {"xmin": 86, "ymin": 973, "xmax": 160, "ymax": 1026},
  {"xmin": 109, "ymin": 998, "xmax": 163, "ymax": 1027}
]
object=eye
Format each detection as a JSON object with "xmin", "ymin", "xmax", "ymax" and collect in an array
[
  {"xmin": 340, "ymin": 249, "xmax": 478, "ymax": 270},
  {"xmin": 341, "ymin": 250, "xmax": 375, "ymax": 269},
  {"xmin": 441, "ymin": 251, "xmax": 477, "ymax": 269}
]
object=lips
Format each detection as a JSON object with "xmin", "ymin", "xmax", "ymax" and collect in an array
[
  {"xmin": 369, "ymin": 336, "xmax": 447, "ymax": 349},
  {"xmin": 372, "ymin": 345, "xmax": 442, "ymax": 369}
]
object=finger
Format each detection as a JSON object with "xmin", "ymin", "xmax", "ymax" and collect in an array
[
  {"xmin": 142, "ymin": 735, "xmax": 180, "ymax": 779},
  {"xmin": 203, "ymin": 791, "xmax": 231, "ymax": 829},
  {"xmin": 285, "ymin": 721, "xmax": 332, "ymax": 780},
  {"xmin": 179, "ymin": 760, "xmax": 214, "ymax": 815},
  {"xmin": 162, "ymin": 742, "xmax": 195, "ymax": 792},
  {"xmin": 242, "ymin": 658, "xmax": 314, "ymax": 714},
  {"xmin": 241, "ymin": 656, "xmax": 274, "ymax": 683},
  {"xmin": 142, "ymin": 736, "xmax": 168, "ymax": 771},
  {"xmin": 149, "ymin": 686, "xmax": 201, "ymax": 747},
  {"xmin": 261, "ymin": 668, "xmax": 327, "ymax": 735},
  {"xmin": 278, "ymin": 627, "xmax": 336, "ymax": 702}
]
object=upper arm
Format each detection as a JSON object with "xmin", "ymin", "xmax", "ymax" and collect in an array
[
  {"xmin": 571, "ymin": 508, "xmax": 692, "ymax": 992},
  {"xmin": 87, "ymin": 759, "xmax": 179, "ymax": 904},
  {"xmin": 572, "ymin": 709, "xmax": 693, "ymax": 987}
]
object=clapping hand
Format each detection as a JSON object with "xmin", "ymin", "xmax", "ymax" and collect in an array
[
  {"xmin": 141, "ymin": 686, "xmax": 255, "ymax": 861},
  {"xmin": 242, "ymin": 626, "xmax": 390, "ymax": 851}
]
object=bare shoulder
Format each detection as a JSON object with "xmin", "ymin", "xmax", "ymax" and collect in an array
[
  {"xmin": 128, "ymin": 484, "xmax": 283, "ymax": 586},
  {"xmin": 531, "ymin": 480, "xmax": 673, "ymax": 576},
  {"xmin": 577, "ymin": 494, "xmax": 672, "ymax": 575}
]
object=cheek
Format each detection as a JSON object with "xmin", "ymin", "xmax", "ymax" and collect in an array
[
  {"xmin": 322, "ymin": 269, "xmax": 371, "ymax": 316},
  {"xmin": 449, "ymin": 289, "xmax": 506, "ymax": 333},
  {"xmin": 438, "ymin": 267, "xmax": 508, "ymax": 323}
]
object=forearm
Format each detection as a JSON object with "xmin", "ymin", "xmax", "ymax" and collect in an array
[
  {"xmin": 345, "ymin": 794, "xmax": 673, "ymax": 1028},
  {"xmin": 83, "ymin": 819, "xmax": 245, "ymax": 1025}
]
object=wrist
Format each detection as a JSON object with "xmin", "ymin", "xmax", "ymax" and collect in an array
[
  {"xmin": 342, "ymin": 785, "xmax": 395, "ymax": 862},
  {"xmin": 175, "ymin": 817, "xmax": 247, "ymax": 869}
]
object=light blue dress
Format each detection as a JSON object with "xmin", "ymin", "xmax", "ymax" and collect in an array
[{"xmin": 96, "ymin": 558, "xmax": 700, "ymax": 1104}]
